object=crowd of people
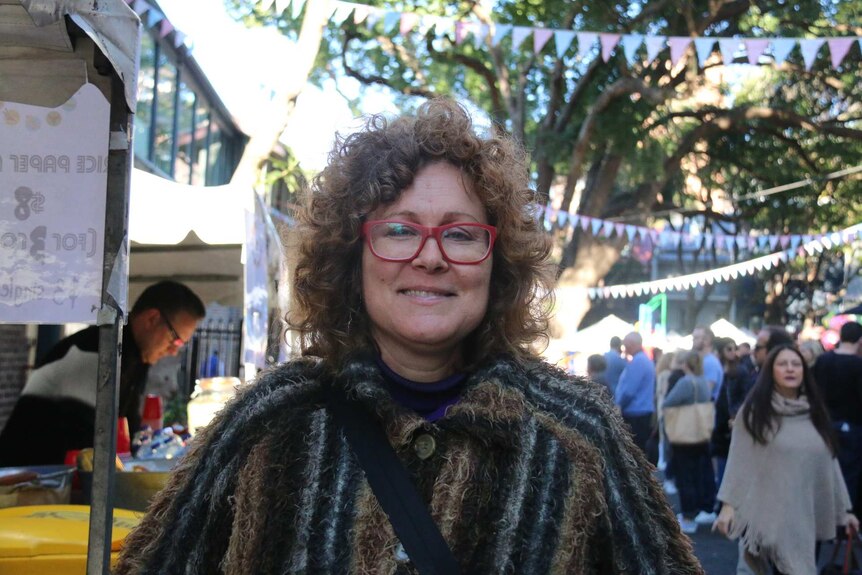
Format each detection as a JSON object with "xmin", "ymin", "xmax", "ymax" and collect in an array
[{"xmin": 590, "ymin": 322, "xmax": 862, "ymax": 574}]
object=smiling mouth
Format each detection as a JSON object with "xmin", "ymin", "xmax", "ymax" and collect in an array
[{"xmin": 400, "ymin": 289, "xmax": 455, "ymax": 298}]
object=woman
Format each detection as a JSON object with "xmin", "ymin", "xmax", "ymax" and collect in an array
[
  {"xmin": 662, "ymin": 351, "xmax": 716, "ymax": 534},
  {"xmin": 713, "ymin": 345, "xmax": 859, "ymax": 574},
  {"xmin": 116, "ymin": 100, "xmax": 700, "ymax": 574},
  {"xmin": 710, "ymin": 337, "xmax": 748, "ymax": 488}
]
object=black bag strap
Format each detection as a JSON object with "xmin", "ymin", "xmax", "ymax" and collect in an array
[{"xmin": 328, "ymin": 385, "xmax": 461, "ymax": 575}]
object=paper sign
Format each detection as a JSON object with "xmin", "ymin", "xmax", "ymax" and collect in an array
[{"xmin": 0, "ymin": 84, "xmax": 109, "ymax": 323}]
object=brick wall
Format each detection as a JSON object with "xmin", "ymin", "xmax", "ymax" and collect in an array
[{"xmin": 0, "ymin": 325, "xmax": 30, "ymax": 431}]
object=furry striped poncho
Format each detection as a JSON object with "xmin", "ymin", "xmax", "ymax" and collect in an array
[{"xmin": 116, "ymin": 354, "xmax": 702, "ymax": 574}]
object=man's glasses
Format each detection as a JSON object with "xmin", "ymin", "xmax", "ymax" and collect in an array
[
  {"xmin": 160, "ymin": 311, "xmax": 185, "ymax": 348},
  {"xmin": 362, "ymin": 220, "xmax": 496, "ymax": 265}
]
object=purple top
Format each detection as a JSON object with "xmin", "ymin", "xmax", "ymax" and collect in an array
[{"xmin": 376, "ymin": 357, "xmax": 465, "ymax": 422}]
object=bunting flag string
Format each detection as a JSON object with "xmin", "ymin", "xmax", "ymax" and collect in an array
[
  {"xmin": 124, "ymin": 0, "xmax": 189, "ymax": 50},
  {"xmin": 266, "ymin": 0, "xmax": 862, "ymax": 72},
  {"xmin": 537, "ymin": 204, "xmax": 840, "ymax": 258},
  {"xmin": 587, "ymin": 222, "xmax": 862, "ymax": 300}
]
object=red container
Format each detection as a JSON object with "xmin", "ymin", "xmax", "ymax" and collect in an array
[
  {"xmin": 117, "ymin": 416, "xmax": 131, "ymax": 455},
  {"xmin": 141, "ymin": 394, "xmax": 164, "ymax": 431}
]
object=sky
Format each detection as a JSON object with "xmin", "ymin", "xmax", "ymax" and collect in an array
[{"xmin": 157, "ymin": 0, "xmax": 390, "ymax": 171}]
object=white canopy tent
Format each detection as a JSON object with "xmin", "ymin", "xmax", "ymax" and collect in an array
[{"xmin": 128, "ymin": 168, "xmax": 251, "ymax": 307}]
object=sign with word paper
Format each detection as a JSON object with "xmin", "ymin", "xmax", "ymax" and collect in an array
[{"xmin": 0, "ymin": 84, "xmax": 109, "ymax": 323}]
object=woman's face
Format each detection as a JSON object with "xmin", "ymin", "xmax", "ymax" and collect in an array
[
  {"xmin": 721, "ymin": 344, "xmax": 737, "ymax": 362},
  {"xmin": 361, "ymin": 162, "xmax": 492, "ymax": 371},
  {"xmin": 772, "ymin": 348, "xmax": 805, "ymax": 399}
]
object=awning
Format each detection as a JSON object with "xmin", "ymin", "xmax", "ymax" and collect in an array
[{"xmin": 129, "ymin": 168, "xmax": 249, "ymax": 245}]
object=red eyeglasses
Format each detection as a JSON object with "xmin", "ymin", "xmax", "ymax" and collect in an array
[{"xmin": 361, "ymin": 220, "xmax": 497, "ymax": 265}]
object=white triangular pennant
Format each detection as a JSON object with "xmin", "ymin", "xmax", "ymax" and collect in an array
[
  {"xmin": 290, "ymin": 0, "xmax": 306, "ymax": 19},
  {"xmin": 799, "ymin": 38, "xmax": 825, "ymax": 71},
  {"xmin": 491, "ymin": 24, "xmax": 512, "ymax": 47},
  {"xmin": 645, "ymin": 35, "xmax": 666, "ymax": 64},
  {"xmin": 576, "ymin": 32, "xmax": 598, "ymax": 61},
  {"xmin": 554, "ymin": 30, "xmax": 576, "ymax": 59},
  {"xmin": 332, "ymin": 4, "xmax": 355, "ymax": 25},
  {"xmin": 511, "ymin": 26, "xmax": 532, "ymax": 51},
  {"xmin": 718, "ymin": 38, "xmax": 739, "ymax": 65},
  {"xmin": 382, "ymin": 11, "xmax": 400, "ymax": 34},
  {"xmin": 694, "ymin": 38, "xmax": 715, "ymax": 67},
  {"xmin": 621, "ymin": 34, "xmax": 644, "ymax": 66},
  {"xmin": 770, "ymin": 38, "xmax": 796, "ymax": 66}
]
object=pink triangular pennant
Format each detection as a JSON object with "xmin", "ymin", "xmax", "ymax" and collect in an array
[
  {"xmin": 533, "ymin": 28, "xmax": 553, "ymax": 54},
  {"xmin": 454, "ymin": 21, "xmax": 471, "ymax": 45},
  {"xmin": 511, "ymin": 26, "xmax": 532, "ymax": 51},
  {"xmin": 644, "ymin": 36, "xmax": 666, "ymax": 64},
  {"xmin": 799, "ymin": 38, "xmax": 825, "ymax": 71},
  {"xmin": 400, "ymin": 13, "xmax": 419, "ymax": 37},
  {"xmin": 827, "ymin": 38, "xmax": 854, "ymax": 69},
  {"xmin": 779, "ymin": 235, "xmax": 790, "ymax": 249},
  {"xmin": 744, "ymin": 39, "xmax": 769, "ymax": 65},
  {"xmin": 599, "ymin": 33, "xmax": 620, "ymax": 62},
  {"xmin": 579, "ymin": 216, "xmax": 590, "ymax": 231},
  {"xmin": 614, "ymin": 222, "xmax": 625, "ymax": 237},
  {"xmin": 668, "ymin": 37, "xmax": 691, "ymax": 67},
  {"xmin": 158, "ymin": 19, "xmax": 174, "ymax": 38}
]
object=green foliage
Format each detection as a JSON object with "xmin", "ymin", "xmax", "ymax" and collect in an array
[{"xmin": 226, "ymin": 0, "xmax": 862, "ymax": 324}]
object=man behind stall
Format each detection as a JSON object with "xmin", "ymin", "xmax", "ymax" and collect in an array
[{"xmin": 0, "ymin": 281, "xmax": 204, "ymax": 466}]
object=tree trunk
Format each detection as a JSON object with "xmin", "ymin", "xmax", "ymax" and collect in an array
[{"xmin": 229, "ymin": 0, "xmax": 331, "ymax": 188}]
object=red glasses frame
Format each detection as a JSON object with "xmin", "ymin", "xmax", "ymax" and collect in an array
[{"xmin": 361, "ymin": 220, "xmax": 497, "ymax": 265}]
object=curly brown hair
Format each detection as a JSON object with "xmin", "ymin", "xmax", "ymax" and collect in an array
[{"xmin": 289, "ymin": 98, "xmax": 553, "ymax": 369}]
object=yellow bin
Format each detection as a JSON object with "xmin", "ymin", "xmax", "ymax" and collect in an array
[{"xmin": 0, "ymin": 504, "xmax": 142, "ymax": 574}]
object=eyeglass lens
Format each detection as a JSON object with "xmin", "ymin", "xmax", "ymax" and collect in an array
[
  {"xmin": 368, "ymin": 222, "xmax": 491, "ymax": 262},
  {"xmin": 161, "ymin": 312, "xmax": 184, "ymax": 347}
]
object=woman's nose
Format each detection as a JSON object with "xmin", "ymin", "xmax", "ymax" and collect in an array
[{"xmin": 411, "ymin": 236, "xmax": 448, "ymax": 270}]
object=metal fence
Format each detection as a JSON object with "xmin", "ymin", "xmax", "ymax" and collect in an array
[{"xmin": 177, "ymin": 316, "xmax": 242, "ymax": 397}]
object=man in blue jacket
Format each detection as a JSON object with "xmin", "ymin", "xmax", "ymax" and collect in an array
[{"xmin": 615, "ymin": 331, "xmax": 655, "ymax": 453}]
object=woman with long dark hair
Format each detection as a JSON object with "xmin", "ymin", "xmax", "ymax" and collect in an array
[{"xmin": 713, "ymin": 344, "xmax": 859, "ymax": 574}]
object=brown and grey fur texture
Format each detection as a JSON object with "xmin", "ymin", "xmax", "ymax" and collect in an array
[{"xmin": 115, "ymin": 354, "xmax": 702, "ymax": 574}]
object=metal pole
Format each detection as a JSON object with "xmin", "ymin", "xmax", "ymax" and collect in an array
[{"xmin": 86, "ymin": 69, "xmax": 133, "ymax": 575}]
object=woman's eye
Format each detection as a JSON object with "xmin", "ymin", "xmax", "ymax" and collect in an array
[
  {"xmin": 385, "ymin": 224, "xmax": 419, "ymax": 237},
  {"xmin": 443, "ymin": 227, "xmax": 477, "ymax": 241}
]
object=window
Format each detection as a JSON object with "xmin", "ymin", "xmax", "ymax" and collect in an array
[
  {"xmin": 153, "ymin": 50, "xmax": 177, "ymax": 175},
  {"xmin": 175, "ymin": 81, "xmax": 196, "ymax": 184},
  {"xmin": 134, "ymin": 32, "xmax": 155, "ymax": 160},
  {"xmin": 134, "ymin": 28, "xmax": 244, "ymax": 186}
]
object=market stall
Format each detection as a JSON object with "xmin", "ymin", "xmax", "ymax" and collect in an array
[{"xmin": 0, "ymin": 0, "xmax": 139, "ymax": 572}]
